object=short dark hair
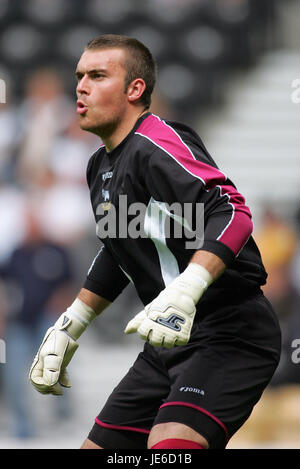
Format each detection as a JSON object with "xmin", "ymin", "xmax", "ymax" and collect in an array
[{"xmin": 85, "ymin": 34, "xmax": 157, "ymax": 109}]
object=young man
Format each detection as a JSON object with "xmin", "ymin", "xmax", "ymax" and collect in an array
[{"xmin": 29, "ymin": 35, "xmax": 281, "ymax": 450}]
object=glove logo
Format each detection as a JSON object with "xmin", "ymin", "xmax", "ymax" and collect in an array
[
  {"xmin": 156, "ymin": 314, "xmax": 185, "ymax": 331},
  {"xmin": 62, "ymin": 315, "xmax": 69, "ymax": 327}
]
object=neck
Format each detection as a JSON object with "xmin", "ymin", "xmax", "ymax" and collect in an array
[{"xmin": 101, "ymin": 108, "xmax": 148, "ymax": 153}]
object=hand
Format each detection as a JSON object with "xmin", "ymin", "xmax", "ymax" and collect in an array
[
  {"xmin": 29, "ymin": 298, "xmax": 96, "ymax": 395},
  {"xmin": 29, "ymin": 322, "xmax": 79, "ymax": 396},
  {"xmin": 125, "ymin": 263, "xmax": 213, "ymax": 348},
  {"xmin": 125, "ymin": 288, "xmax": 196, "ymax": 348}
]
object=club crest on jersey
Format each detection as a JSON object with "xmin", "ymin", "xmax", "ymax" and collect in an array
[
  {"xmin": 100, "ymin": 171, "xmax": 113, "ymax": 210},
  {"xmin": 156, "ymin": 313, "xmax": 185, "ymax": 331},
  {"xmin": 100, "ymin": 188, "xmax": 111, "ymax": 210}
]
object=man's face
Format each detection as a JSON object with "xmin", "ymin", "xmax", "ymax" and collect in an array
[{"xmin": 75, "ymin": 48, "xmax": 128, "ymax": 135}]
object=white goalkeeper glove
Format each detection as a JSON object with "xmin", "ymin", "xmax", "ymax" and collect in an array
[
  {"xmin": 125, "ymin": 263, "xmax": 213, "ymax": 348},
  {"xmin": 29, "ymin": 298, "xmax": 97, "ymax": 395}
]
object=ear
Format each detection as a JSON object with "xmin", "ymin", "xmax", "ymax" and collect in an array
[{"xmin": 127, "ymin": 78, "xmax": 146, "ymax": 103}]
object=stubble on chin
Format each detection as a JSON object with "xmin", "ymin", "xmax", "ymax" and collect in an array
[{"xmin": 79, "ymin": 113, "xmax": 121, "ymax": 139}]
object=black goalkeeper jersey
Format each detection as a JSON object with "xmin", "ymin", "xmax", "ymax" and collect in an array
[{"xmin": 84, "ymin": 112, "xmax": 267, "ymax": 318}]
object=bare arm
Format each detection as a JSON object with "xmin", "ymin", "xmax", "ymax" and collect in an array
[
  {"xmin": 190, "ymin": 250, "xmax": 226, "ymax": 282},
  {"xmin": 77, "ymin": 287, "xmax": 111, "ymax": 315}
]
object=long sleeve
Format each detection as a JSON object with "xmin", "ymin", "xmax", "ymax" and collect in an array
[
  {"xmin": 83, "ymin": 244, "xmax": 130, "ymax": 302},
  {"xmin": 137, "ymin": 115, "xmax": 253, "ymax": 267}
]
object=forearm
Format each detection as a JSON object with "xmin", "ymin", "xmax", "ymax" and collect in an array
[
  {"xmin": 77, "ymin": 287, "xmax": 111, "ymax": 315},
  {"xmin": 190, "ymin": 250, "xmax": 226, "ymax": 282},
  {"xmin": 51, "ymin": 288, "xmax": 111, "ymax": 343}
]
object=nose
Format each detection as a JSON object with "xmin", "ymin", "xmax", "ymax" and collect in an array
[{"xmin": 76, "ymin": 75, "xmax": 90, "ymax": 96}]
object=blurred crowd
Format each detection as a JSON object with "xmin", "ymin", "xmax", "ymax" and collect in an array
[
  {"xmin": 255, "ymin": 209, "xmax": 300, "ymax": 388},
  {"xmin": 0, "ymin": 68, "xmax": 100, "ymax": 438}
]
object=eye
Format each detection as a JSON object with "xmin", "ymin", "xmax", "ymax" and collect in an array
[{"xmin": 92, "ymin": 73, "xmax": 104, "ymax": 80}]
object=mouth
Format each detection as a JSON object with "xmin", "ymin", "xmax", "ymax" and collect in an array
[{"xmin": 76, "ymin": 100, "xmax": 88, "ymax": 115}]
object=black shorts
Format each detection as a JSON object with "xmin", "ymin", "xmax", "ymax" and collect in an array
[{"xmin": 88, "ymin": 291, "xmax": 281, "ymax": 449}]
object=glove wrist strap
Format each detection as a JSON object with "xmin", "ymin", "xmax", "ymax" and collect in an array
[
  {"xmin": 55, "ymin": 298, "xmax": 97, "ymax": 341},
  {"xmin": 173, "ymin": 263, "xmax": 214, "ymax": 304}
]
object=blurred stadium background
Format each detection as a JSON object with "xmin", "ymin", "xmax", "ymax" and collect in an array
[{"xmin": 0, "ymin": 0, "xmax": 300, "ymax": 449}]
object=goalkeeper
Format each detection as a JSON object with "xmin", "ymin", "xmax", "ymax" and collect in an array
[{"xmin": 30, "ymin": 34, "xmax": 281, "ymax": 450}]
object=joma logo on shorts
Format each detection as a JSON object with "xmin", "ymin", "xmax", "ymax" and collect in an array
[{"xmin": 180, "ymin": 386, "xmax": 205, "ymax": 395}]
